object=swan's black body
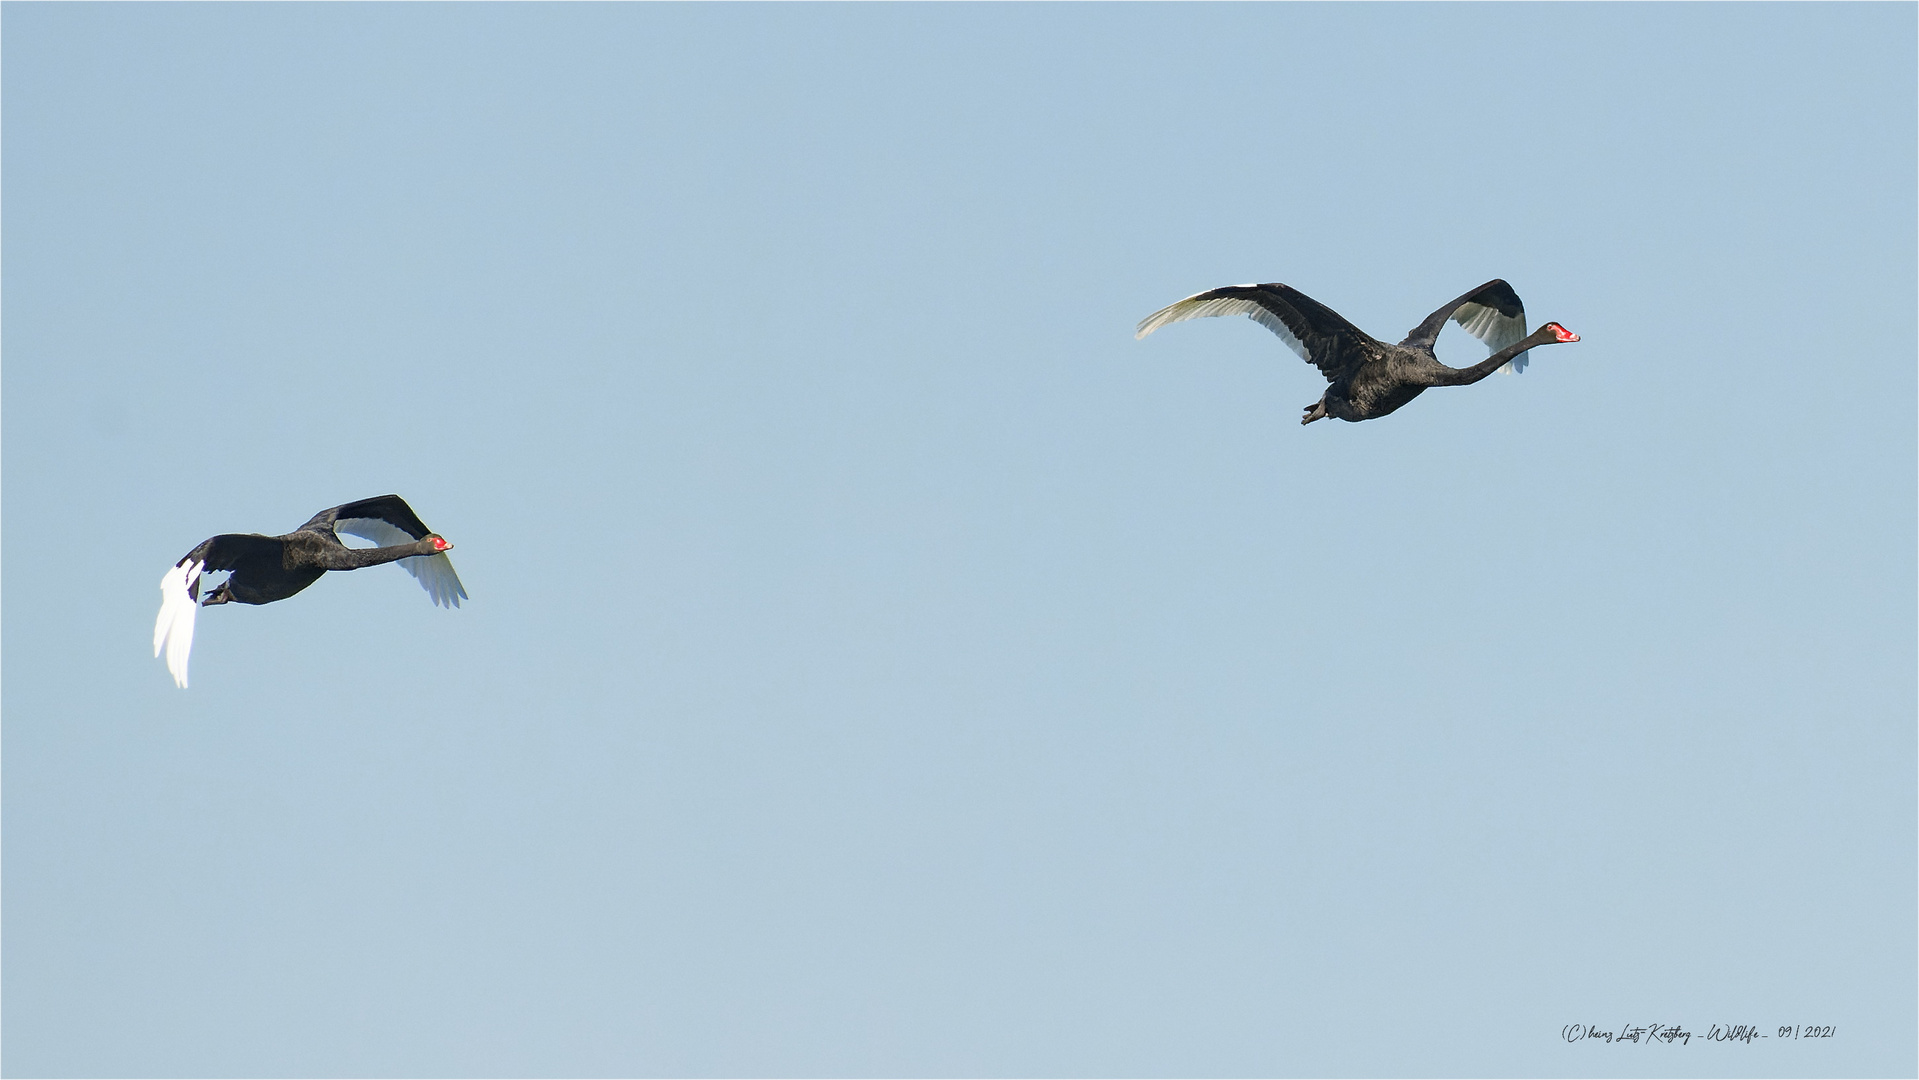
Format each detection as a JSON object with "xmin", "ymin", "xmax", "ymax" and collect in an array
[
  {"xmin": 1136, "ymin": 279, "xmax": 1579, "ymax": 424},
  {"xmin": 183, "ymin": 495, "xmax": 452, "ymax": 606}
]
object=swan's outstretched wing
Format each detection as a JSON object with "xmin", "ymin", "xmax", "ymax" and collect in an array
[
  {"xmin": 328, "ymin": 495, "xmax": 467, "ymax": 608},
  {"xmin": 152, "ymin": 533, "xmax": 284, "ymax": 688},
  {"xmin": 1136, "ymin": 283, "xmax": 1378, "ymax": 382},
  {"xmin": 1400, "ymin": 278, "xmax": 1533, "ymax": 374}
]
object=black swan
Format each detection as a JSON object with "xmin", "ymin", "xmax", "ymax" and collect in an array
[
  {"xmin": 1136, "ymin": 278, "xmax": 1579, "ymax": 424},
  {"xmin": 153, "ymin": 495, "xmax": 466, "ymax": 688}
]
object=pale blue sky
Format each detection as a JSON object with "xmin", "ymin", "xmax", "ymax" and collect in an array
[{"xmin": 4, "ymin": 4, "xmax": 1913, "ymax": 1077}]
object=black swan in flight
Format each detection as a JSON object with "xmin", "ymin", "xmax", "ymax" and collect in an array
[
  {"xmin": 153, "ymin": 495, "xmax": 466, "ymax": 688},
  {"xmin": 1136, "ymin": 278, "xmax": 1579, "ymax": 424}
]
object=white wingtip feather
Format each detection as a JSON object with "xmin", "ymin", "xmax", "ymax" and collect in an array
[
  {"xmin": 154, "ymin": 560, "xmax": 201, "ymax": 689},
  {"xmin": 1135, "ymin": 290, "xmax": 1313, "ymax": 364},
  {"xmin": 399, "ymin": 552, "xmax": 468, "ymax": 609},
  {"xmin": 1454, "ymin": 301, "xmax": 1529, "ymax": 375}
]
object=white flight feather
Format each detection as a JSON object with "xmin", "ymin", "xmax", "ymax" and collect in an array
[
  {"xmin": 1136, "ymin": 288, "xmax": 1314, "ymax": 366},
  {"xmin": 1452, "ymin": 300, "xmax": 1531, "ymax": 375},
  {"xmin": 334, "ymin": 517, "xmax": 468, "ymax": 608},
  {"xmin": 154, "ymin": 560, "xmax": 202, "ymax": 689}
]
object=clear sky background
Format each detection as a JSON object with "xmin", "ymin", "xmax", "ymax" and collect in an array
[{"xmin": 4, "ymin": 5, "xmax": 1913, "ymax": 1077}]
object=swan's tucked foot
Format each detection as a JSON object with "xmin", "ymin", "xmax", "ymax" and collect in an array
[{"xmin": 1301, "ymin": 401, "xmax": 1328, "ymax": 425}]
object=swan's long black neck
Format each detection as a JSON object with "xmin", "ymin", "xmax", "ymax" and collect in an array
[
  {"xmin": 328, "ymin": 541, "xmax": 437, "ymax": 570},
  {"xmin": 1435, "ymin": 326, "xmax": 1560, "ymax": 386},
  {"xmin": 287, "ymin": 532, "xmax": 439, "ymax": 571}
]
